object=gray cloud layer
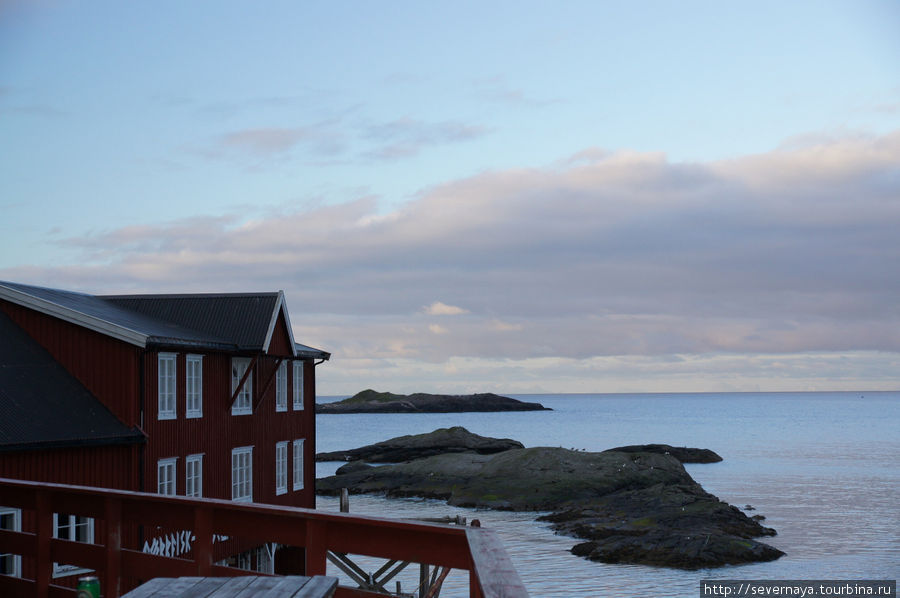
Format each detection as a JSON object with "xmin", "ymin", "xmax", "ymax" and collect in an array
[{"xmin": 6, "ymin": 131, "xmax": 899, "ymax": 391}]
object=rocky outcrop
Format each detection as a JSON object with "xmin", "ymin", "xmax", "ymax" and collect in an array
[
  {"xmin": 316, "ymin": 389, "xmax": 550, "ymax": 413},
  {"xmin": 603, "ymin": 443, "xmax": 723, "ymax": 463},
  {"xmin": 316, "ymin": 426, "xmax": 524, "ymax": 462},
  {"xmin": 316, "ymin": 430, "xmax": 783, "ymax": 569}
]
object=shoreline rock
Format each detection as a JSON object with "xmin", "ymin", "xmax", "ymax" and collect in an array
[
  {"xmin": 316, "ymin": 426, "xmax": 524, "ymax": 463},
  {"xmin": 316, "ymin": 389, "xmax": 551, "ymax": 414},
  {"xmin": 316, "ymin": 428, "xmax": 784, "ymax": 569},
  {"xmin": 603, "ymin": 443, "xmax": 723, "ymax": 464}
]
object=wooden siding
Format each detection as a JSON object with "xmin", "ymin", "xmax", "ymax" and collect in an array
[
  {"xmin": 142, "ymin": 352, "xmax": 317, "ymax": 509},
  {"xmin": 0, "ymin": 300, "xmax": 142, "ymax": 428},
  {"xmin": 0, "ymin": 445, "xmax": 138, "ymax": 490},
  {"xmin": 267, "ymin": 310, "xmax": 294, "ymax": 356},
  {"xmin": 1, "ymin": 300, "xmax": 319, "ymax": 509}
]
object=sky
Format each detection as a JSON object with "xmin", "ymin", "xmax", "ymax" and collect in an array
[{"xmin": 1, "ymin": 1, "xmax": 899, "ymax": 395}]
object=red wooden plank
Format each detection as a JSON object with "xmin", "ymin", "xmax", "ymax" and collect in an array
[
  {"xmin": 465, "ymin": 528, "xmax": 529, "ymax": 598},
  {"xmin": 51, "ymin": 536, "xmax": 106, "ymax": 572},
  {"xmin": 0, "ymin": 527, "xmax": 35, "ymax": 554}
]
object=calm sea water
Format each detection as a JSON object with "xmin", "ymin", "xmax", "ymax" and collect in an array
[{"xmin": 315, "ymin": 392, "xmax": 899, "ymax": 597}]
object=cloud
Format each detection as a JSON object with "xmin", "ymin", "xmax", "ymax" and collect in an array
[
  {"xmin": 423, "ymin": 301, "xmax": 469, "ymax": 316},
  {"xmin": 216, "ymin": 124, "xmax": 346, "ymax": 157},
  {"xmin": 6, "ymin": 130, "xmax": 900, "ymax": 391},
  {"xmin": 362, "ymin": 117, "xmax": 490, "ymax": 160}
]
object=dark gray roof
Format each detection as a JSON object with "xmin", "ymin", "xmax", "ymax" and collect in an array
[
  {"xmin": 102, "ymin": 293, "xmax": 279, "ymax": 351},
  {"xmin": 0, "ymin": 311, "xmax": 145, "ymax": 452},
  {"xmin": 0, "ymin": 281, "xmax": 329, "ymax": 359}
]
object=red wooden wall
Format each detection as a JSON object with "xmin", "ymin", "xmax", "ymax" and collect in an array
[{"xmin": 1, "ymin": 300, "xmax": 318, "ymax": 510}]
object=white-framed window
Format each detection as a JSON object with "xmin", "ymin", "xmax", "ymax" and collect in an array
[
  {"xmin": 231, "ymin": 446, "xmax": 253, "ymax": 502},
  {"xmin": 255, "ymin": 545, "xmax": 274, "ymax": 574},
  {"xmin": 158, "ymin": 353, "xmax": 177, "ymax": 420},
  {"xmin": 292, "ymin": 438, "xmax": 304, "ymax": 491},
  {"xmin": 186, "ymin": 454, "xmax": 203, "ymax": 498},
  {"xmin": 158, "ymin": 457, "xmax": 177, "ymax": 496},
  {"xmin": 275, "ymin": 441, "xmax": 288, "ymax": 495},
  {"xmin": 236, "ymin": 551, "xmax": 252, "ymax": 571},
  {"xmin": 292, "ymin": 361, "xmax": 304, "ymax": 410},
  {"xmin": 231, "ymin": 358, "xmax": 252, "ymax": 415},
  {"xmin": 186, "ymin": 354, "xmax": 203, "ymax": 418},
  {"xmin": 275, "ymin": 361, "xmax": 287, "ymax": 412},
  {"xmin": 0, "ymin": 507, "xmax": 21, "ymax": 578},
  {"xmin": 52, "ymin": 513, "xmax": 94, "ymax": 578}
]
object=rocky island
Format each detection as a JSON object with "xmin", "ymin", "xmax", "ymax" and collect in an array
[
  {"xmin": 316, "ymin": 389, "xmax": 551, "ymax": 413},
  {"xmin": 317, "ymin": 427, "xmax": 784, "ymax": 569}
]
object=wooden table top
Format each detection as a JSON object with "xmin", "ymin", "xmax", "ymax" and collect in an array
[{"xmin": 122, "ymin": 575, "xmax": 338, "ymax": 598}]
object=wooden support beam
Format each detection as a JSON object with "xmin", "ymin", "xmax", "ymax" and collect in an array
[
  {"xmin": 228, "ymin": 354, "xmax": 258, "ymax": 409},
  {"xmin": 104, "ymin": 495, "xmax": 123, "ymax": 598},
  {"xmin": 193, "ymin": 506, "xmax": 213, "ymax": 576},
  {"xmin": 254, "ymin": 357, "xmax": 284, "ymax": 411}
]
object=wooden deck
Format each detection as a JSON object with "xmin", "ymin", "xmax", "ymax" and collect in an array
[{"xmin": 123, "ymin": 575, "xmax": 338, "ymax": 598}]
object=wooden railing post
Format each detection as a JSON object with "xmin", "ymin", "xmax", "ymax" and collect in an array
[
  {"xmin": 104, "ymin": 495, "xmax": 123, "ymax": 598},
  {"xmin": 470, "ymin": 569, "xmax": 484, "ymax": 598},
  {"xmin": 305, "ymin": 519, "xmax": 327, "ymax": 576},
  {"xmin": 193, "ymin": 505, "xmax": 213, "ymax": 575},
  {"xmin": 35, "ymin": 490, "xmax": 52, "ymax": 597}
]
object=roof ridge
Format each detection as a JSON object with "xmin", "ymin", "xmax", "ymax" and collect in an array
[{"xmin": 100, "ymin": 291, "xmax": 281, "ymax": 299}]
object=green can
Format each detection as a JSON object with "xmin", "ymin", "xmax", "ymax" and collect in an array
[{"xmin": 76, "ymin": 575, "xmax": 100, "ymax": 598}]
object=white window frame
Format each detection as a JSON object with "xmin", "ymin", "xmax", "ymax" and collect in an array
[
  {"xmin": 52, "ymin": 513, "xmax": 94, "ymax": 578},
  {"xmin": 231, "ymin": 446, "xmax": 253, "ymax": 502},
  {"xmin": 292, "ymin": 361, "xmax": 304, "ymax": 410},
  {"xmin": 0, "ymin": 507, "xmax": 21, "ymax": 578},
  {"xmin": 236, "ymin": 551, "xmax": 252, "ymax": 571},
  {"xmin": 231, "ymin": 358, "xmax": 253, "ymax": 416},
  {"xmin": 292, "ymin": 438, "xmax": 304, "ymax": 491},
  {"xmin": 157, "ymin": 457, "xmax": 177, "ymax": 496},
  {"xmin": 275, "ymin": 361, "xmax": 287, "ymax": 412},
  {"xmin": 186, "ymin": 453, "xmax": 203, "ymax": 498},
  {"xmin": 256, "ymin": 545, "xmax": 274, "ymax": 574},
  {"xmin": 158, "ymin": 353, "xmax": 177, "ymax": 420},
  {"xmin": 275, "ymin": 441, "xmax": 288, "ymax": 495},
  {"xmin": 186, "ymin": 354, "xmax": 203, "ymax": 418}
]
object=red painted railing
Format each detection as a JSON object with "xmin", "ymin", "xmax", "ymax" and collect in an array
[{"xmin": 0, "ymin": 478, "xmax": 529, "ymax": 598}]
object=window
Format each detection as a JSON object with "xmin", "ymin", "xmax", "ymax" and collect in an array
[
  {"xmin": 292, "ymin": 361, "xmax": 304, "ymax": 410},
  {"xmin": 231, "ymin": 358, "xmax": 252, "ymax": 415},
  {"xmin": 275, "ymin": 361, "xmax": 287, "ymax": 412},
  {"xmin": 158, "ymin": 457, "xmax": 177, "ymax": 495},
  {"xmin": 0, "ymin": 508, "xmax": 21, "ymax": 578},
  {"xmin": 236, "ymin": 552, "xmax": 252, "ymax": 571},
  {"xmin": 292, "ymin": 439, "xmax": 304, "ymax": 490},
  {"xmin": 186, "ymin": 454, "xmax": 203, "ymax": 498},
  {"xmin": 52, "ymin": 513, "xmax": 94, "ymax": 577},
  {"xmin": 231, "ymin": 446, "xmax": 253, "ymax": 502},
  {"xmin": 275, "ymin": 441, "xmax": 288, "ymax": 495},
  {"xmin": 158, "ymin": 353, "xmax": 177, "ymax": 420},
  {"xmin": 256, "ymin": 545, "xmax": 274, "ymax": 574},
  {"xmin": 186, "ymin": 354, "xmax": 203, "ymax": 418}
]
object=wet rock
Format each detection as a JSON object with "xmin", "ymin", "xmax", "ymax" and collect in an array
[{"xmin": 316, "ymin": 437, "xmax": 784, "ymax": 569}]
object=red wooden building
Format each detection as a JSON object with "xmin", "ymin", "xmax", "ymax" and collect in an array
[{"xmin": 0, "ymin": 280, "xmax": 329, "ymax": 580}]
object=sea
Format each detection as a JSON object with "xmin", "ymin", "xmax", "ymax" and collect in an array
[{"xmin": 314, "ymin": 392, "xmax": 899, "ymax": 597}]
